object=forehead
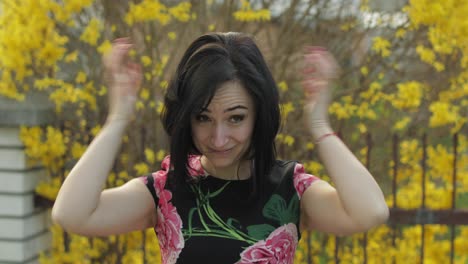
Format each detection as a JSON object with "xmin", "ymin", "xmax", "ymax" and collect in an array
[{"xmin": 206, "ymin": 81, "xmax": 254, "ymax": 110}]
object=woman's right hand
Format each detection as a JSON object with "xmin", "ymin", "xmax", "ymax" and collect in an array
[{"xmin": 103, "ymin": 38, "xmax": 142, "ymax": 123}]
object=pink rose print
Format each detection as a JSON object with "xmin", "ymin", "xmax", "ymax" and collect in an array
[
  {"xmin": 156, "ymin": 194, "xmax": 184, "ymax": 264},
  {"xmin": 161, "ymin": 155, "xmax": 171, "ymax": 170},
  {"xmin": 237, "ymin": 223, "xmax": 298, "ymax": 264},
  {"xmin": 187, "ymin": 155, "xmax": 205, "ymax": 177},
  {"xmin": 151, "ymin": 156, "xmax": 184, "ymax": 264},
  {"xmin": 293, "ymin": 163, "xmax": 318, "ymax": 198}
]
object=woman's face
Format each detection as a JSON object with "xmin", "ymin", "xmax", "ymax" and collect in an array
[{"xmin": 191, "ymin": 81, "xmax": 255, "ymax": 173}]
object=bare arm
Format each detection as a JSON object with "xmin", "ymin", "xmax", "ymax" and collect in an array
[
  {"xmin": 51, "ymin": 39, "xmax": 155, "ymax": 236},
  {"xmin": 300, "ymin": 47, "xmax": 389, "ymax": 236}
]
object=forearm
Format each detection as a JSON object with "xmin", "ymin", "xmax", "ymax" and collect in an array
[
  {"xmin": 52, "ymin": 119, "xmax": 129, "ymax": 228},
  {"xmin": 313, "ymin": 126, "xmax": 389, "ymax": 228}
]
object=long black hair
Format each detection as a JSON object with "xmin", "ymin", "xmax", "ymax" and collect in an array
[{"xmin": 161, "ymin": 32, "xmax": 280, "ymax": 197}]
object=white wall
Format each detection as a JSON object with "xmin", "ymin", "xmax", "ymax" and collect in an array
[{"xmin": 0, "ymin": 93, "xmax": 54, "ymax": 264}]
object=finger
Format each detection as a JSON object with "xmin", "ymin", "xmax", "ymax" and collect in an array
[
  {"xmin": 128, "ymin": 63, "xmax": 143, "ymax": 88},
  {"xmin": 301, "ymin": 79, "xmax": 319, "ymax": 90},
  {"xmin": 303, "ymin": 45, "xmax": 327, "ymax": 53},
  {"xmin": 304, "ymin": 89, "xmax": 319, "ymax": 102},
  {"xmin": 302, "ymin": 66, "xmax": 316, "ymax": 75},
  {"xmin": 113, "ymin": 37, "xmax": 130, "ymax": 44},
  {"xmin": 113, "ymin": 43, "xmax": 132, "ymax": 64},
  {"xmin": 106, "ymin": 43, "xmax": 133, "ymax": 72}
]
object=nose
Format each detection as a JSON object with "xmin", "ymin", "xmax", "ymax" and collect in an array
[{"xmin": 210, "ymin": 124, "xmax": 229, "ymax": 149}]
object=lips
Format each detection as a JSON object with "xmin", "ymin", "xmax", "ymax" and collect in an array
[{"xmin": 209, "ymin": 147, "xmax": 234, "ymax": 154}]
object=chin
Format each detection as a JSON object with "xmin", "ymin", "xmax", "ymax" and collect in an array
[
  {"xmin": 206, "ymin": 155, "xmax": 238, "ymax": 169},
  {"xmin": 205, "ymin": 150, "xmax": 243, "ymax": 168}
]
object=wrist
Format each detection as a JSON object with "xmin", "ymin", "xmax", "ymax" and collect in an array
[
  {"xmin": 309, "ymin": 124, "xmax": 333, "ymax": 139},
  {"xmin": 105, "ymin": 115, "xmax": 132, "ymax": 126}
]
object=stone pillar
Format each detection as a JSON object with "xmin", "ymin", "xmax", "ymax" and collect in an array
[{"xmin": 0, "ymin": 93, "xmax": 54, "ymax": 264}]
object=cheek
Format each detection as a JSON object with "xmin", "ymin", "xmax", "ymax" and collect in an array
[
  {"xmin": 191, "ymin": 126, "xmax": 207, "ymax": 147},
  {"xmin": 236, "ymin": 123, "xmax": 255, "ymax": 143}
]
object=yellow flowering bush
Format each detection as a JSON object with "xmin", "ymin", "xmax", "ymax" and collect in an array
[{"xmin": 1, "ymin": 0, "xmax": 467, "ymax": 263}]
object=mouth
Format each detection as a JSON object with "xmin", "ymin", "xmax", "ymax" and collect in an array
[{"xmin": 209, "ymin": 147, "xmax": 234, "ymax": 155}]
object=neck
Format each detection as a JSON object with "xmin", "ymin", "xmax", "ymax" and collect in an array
[{"xmin": 201, "ymin": 156, "xmax": 252, "ymax": 180}]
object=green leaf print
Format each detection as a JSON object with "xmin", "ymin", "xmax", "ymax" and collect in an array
[
  {"xmin": 247, "ymin": 224, "xmax": 276, "ymax": 240},
  {"xmin": 287, "ymin": 194, "xmax": 300, "ymax": 224},
  {"xmin": 263, "ymin": 194, "xmax": 288, "ymax": 223},
  {"xmin": 184, "ymin": 182, "xmax": 257, "ymax": 244},
  {"xmin": 227, "ymin": 218, "xmax": 242, "ymax": 229},
  {"xmin": 263, "ymin": 194, "xmax": 300, "ymax": 225}
]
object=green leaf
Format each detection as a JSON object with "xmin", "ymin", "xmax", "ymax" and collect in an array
[
  {"xmin": 227, "ymin": 218, "xmax": 242, "ymax": 229},
  {"xmin": 208, "ymin": 182, "xmax": 230, "ymax": 198},
  {"xmin": 247, "ymin": 224, "xmax": 276, "ymax": 240},
  {"xmin": 262, "ymin": 194, "xmax": 287, "ymax": 223},
  {"xmin": 287, "ymin": 194, "xmax": 300, "ymax": 223}
]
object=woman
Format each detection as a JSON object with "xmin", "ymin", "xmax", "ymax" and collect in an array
[{"xmin": 52, "ymin": 32, "xmax": 389, "ymax": 264}]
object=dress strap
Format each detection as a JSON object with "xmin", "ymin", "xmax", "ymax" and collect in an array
[{"xmin": 143, "ymin": 173, "xmax": 159, "ymax": 208}]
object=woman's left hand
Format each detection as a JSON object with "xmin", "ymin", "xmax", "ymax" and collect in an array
[{"xmin": 301, "ymin": 46, "xmax": 340, "ymax": 136}]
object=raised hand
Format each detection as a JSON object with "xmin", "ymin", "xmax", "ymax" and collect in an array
[
  {"xmin": 301, "ymin": 46, "xmax": 340, "ymax": 135},
  {"xmin": 103, "ymin": 38, "xmax": 142, "ymax": 123}
]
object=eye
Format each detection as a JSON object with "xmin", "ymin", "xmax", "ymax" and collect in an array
[
  {"xmin": 194, "ymin": 114, "xmax": 210, "ymax": 123},
  {"xmin": 229, "ymin": 114, "xmax": 245, "ymax": 123}
]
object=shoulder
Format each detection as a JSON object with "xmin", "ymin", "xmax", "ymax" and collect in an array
[
  {"xmin": 138, "ymin": 155, "xmax": 206, "ymax": 191},
  {"xmin": 269, "ymin": 160, "xmax": 320, "ymax": 199},
  {"xmin": 138, "ymin": 156, "xmax": 172, "ymax": 196},
  {"xmin": 291, "ymin": 162, "xmax": 320, "ymax": 199}
]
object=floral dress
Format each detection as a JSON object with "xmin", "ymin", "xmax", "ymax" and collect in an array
[{"xmin": 140, "ymin": 156, "xmax": 319, "ymax": 264}]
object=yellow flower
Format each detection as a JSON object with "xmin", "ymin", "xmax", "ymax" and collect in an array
[
  {"xmin": 395, "ymin": 28, "xmax": 407, "ymax": 38},
  {"xmin": 160, "ymin": 80, "xmax": 168, "ymax": 90},
  {"xmin": 71, "ymin": 142, "xmax": 86, "ymax": 159},
  {"xmin": 145, "ymin": 148, "xmax": 155, "ymax": 164},
  {"xmin": 168, "ymin": 32, "xmax": 177, "ymax": 40},
  {"xmin": 330, "ymin": 96, "xmax": 355, "ymax": 118},
  {"xmin": 136, "ymin": 100, "xmax": 144, "ymax": 110},
  {"xmin": 156, "ymin": 101, "xmax": 165, "ymax": 114},
  {"xmin": 372, "ymin": 37, "xmax": 391, "ymax": 57},
  {"xmin": 140, "ymin": 88, "xmax": 150, "ymax": 100},
  {"xmin": 64, "ymin": 50, "xmax": 78, "ymax": 62},
  {"xmin": 80, "ymin": 18, "xmax": 102, "ymax": 46},
  {"xmin": 392, "ymin": 81, "xmax": 423, "ymax": 110},
  {"xmin": 429, "ymin": 101, "xmax": 458, "ymax": 127},
  {"xmin": 125, "ymin": 0, "xmax": 171, "ymax": 26},
  {"xmin": 340, "ymin": 20, "xmax": 357, "ymax": 31},
  {"xmin": 169, "ymin": 2, "xmax": 191, "ymax": 22},
  {"xmin": 278, "ymin": 81, "xmax": 288, "ymax": 92},
  {"xmin": 280, "ymin": 102, "xmax": 295, "ymax": 124},
  {"xmin": 284, "ymin": 135, "xmax": 295, "ymax": 146},
  {"xmin": 91, "ymin": 125, "xmax": 101, "ymax": 136},
  {"xmin": 393, "ymin": 117, "xmax": 411, "ymax": 131},
  {"xmin": 141, "ymin": 55, "xmax": 152, "ymax": 67},
  {"xmin": 208, "ymin": 24, "xmax": 216, "ymax": 31},
  {"xmin": 134, "ymin": 162, "xmax": 149, "ymax": 176},
  {"xmin": 233, "ymin": 0, "xmax": 271, "ymax": 22},
  {"xmin": 156, "ymin": 150, "xmax": 166, "ymax": 161},
  {"xmin": 360, "ymin": 66, "xmax": 369, "ymax": 76},
  {"xmin": 98, "ymin": 40, "xmax": 112, "ymax": 55},
  {"xmin": 358, "ymin": 123, "xmax": 367, "ymax": 133},
  {"xmin": 75, "ymin": 71, "xmax": 87, "ymax": 84}
]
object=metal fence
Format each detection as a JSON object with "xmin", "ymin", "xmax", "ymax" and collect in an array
[{"xmin": 303, "ymin": 133, "xmax": 467, "ymax": 264}]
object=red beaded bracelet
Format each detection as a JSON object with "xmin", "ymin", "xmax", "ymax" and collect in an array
[{"xmin": 315, "ymin": 132, "xmax": 337, "ymax": 144}]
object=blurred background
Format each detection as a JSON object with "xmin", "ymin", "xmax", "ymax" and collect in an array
[{"xmin": 0, "ymin": 0, "xmax": 466, "ymax": 263}]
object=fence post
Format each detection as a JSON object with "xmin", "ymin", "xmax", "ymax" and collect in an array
[
  {"xmin": 0, "ymin": 92, "xmax": 55, "ymax": 263},
  {"xmin": 450, "ymin": 133, "xmax": 458, "ymax": 264},
  {"xmin": 420, "ymin": 133, "xmax": 427, "ymax": 264}
]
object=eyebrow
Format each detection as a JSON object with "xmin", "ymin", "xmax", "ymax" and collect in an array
[{"xmin": 201, "ymin": 105, "xmax": 248, "ymax": 113}]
